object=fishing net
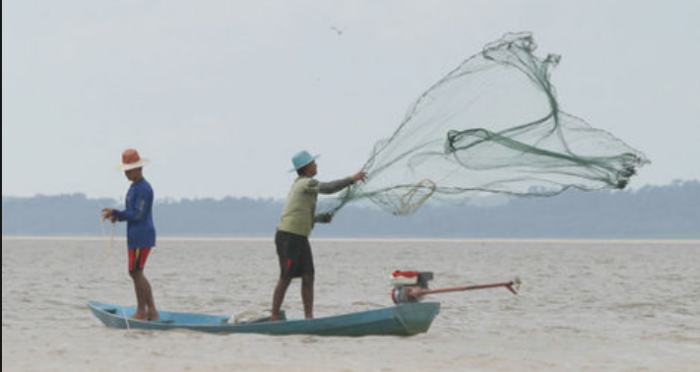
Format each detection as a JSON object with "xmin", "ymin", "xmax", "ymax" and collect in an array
[{"xmin": 321, "ymin": 32, "xmax": 649, "ymax": 216}]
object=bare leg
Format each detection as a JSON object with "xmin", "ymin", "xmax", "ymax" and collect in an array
[
  {"xmin": 301, "ymin": 274, "xmax": 314, "ymax": 319},
  {"xmin": 130, "ymin": 270, "xmax": 147, "ymax": 320},
  {"xmin": 130, "ymin": 270, "xmax": 159, "ymax": 320},
  {"xmin": 141, "ymin": 273, "xmax": 159, "ymax": 320},
  {"xmin": 271, "ymin": 277, "xmax": 292, "ymax": 321}
]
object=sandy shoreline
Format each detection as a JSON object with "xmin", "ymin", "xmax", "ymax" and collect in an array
[{"xmin": 2, "ymin": 235, "xmax": 699, "ymax": 245}]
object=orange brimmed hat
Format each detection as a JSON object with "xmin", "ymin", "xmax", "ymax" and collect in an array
[{"xmin": 116, "ymin": 149, "xmax": 150, "ymax": 171}]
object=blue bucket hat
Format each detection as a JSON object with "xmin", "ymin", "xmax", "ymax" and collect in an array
[{"xmin": 290, "ymin": 150, "xmax": 319, "ymax": 172}]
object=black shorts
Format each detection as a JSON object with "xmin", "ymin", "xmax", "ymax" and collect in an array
[{"xmin": 275, "ymin": 230, "xmax": 314, "ymax": 279}]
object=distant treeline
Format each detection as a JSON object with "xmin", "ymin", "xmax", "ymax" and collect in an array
[{"xmin": 2, "ymin": 180, "xmax": 699, "ymax": 239}]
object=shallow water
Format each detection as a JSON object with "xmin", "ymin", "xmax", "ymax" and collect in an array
[{"xmin": 2, "ymin": 238, "xmax": 699, "ymax": 372}]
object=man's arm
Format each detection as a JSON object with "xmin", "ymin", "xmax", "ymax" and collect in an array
[
  {"xmin": 310, "ymin": 171, "xmax": 368, "ymax": 195},
  {"xmin": 113, "ymin": 188, "xmax": 152, "ymax": 222}
]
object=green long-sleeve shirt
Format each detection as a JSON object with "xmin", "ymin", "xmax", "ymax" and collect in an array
[{"xmin": 277, "ymin": 176, "xmax": 355, "ymax": 237}]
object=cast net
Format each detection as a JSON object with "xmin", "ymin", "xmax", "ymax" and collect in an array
[{"xmin": 321, "ymin": 32, "xmax": 649, "ymax": 216}]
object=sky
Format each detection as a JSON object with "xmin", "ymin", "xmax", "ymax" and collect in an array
[{"xmin": 3, "ymin": 0, "xmax": 699, "ymax": 200}]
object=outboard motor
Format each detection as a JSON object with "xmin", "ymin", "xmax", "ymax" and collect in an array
[{"xmin": 391, "ymin": 270, "xmax": 434, "ymax": 304}]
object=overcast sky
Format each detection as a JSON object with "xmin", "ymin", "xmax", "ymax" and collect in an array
[{"xmin": 3, "ymin": 1, "xmax": 699, "ymax": 200}]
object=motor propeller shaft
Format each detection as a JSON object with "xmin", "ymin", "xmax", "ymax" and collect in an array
[{"xmin": 391, "ymin": 272, "xmax": 521, "ymax": 304}]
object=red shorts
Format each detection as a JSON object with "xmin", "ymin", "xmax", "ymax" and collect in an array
[{"xmin": 128, "ymin": 247, "xmax": 152, "ymax": 272}]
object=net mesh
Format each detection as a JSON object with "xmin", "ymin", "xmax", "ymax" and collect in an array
[{"xmin": 321, "ymin": 32, "xmax": 649, "ymax": 216}]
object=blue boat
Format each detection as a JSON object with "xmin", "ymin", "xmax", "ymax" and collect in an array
[{"xmin": 87, "ymin": 301, "xmax": 440, "ymax": 336}]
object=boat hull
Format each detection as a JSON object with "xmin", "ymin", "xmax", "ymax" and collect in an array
[{"xmin": 87, "ymin": 301, "xmax": 440, "ymax": 336}]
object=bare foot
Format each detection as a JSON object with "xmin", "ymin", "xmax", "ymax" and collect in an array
[
  {"xmin": 147, "ymin": 311, "xmax": 160, "ymax": 321},
  {"xmin": 131, "ymin": 312, "xmax": 148, "ymax": 321}
]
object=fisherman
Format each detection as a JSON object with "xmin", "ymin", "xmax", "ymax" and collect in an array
[
  {"xmin": 271, "ymin": 150, "xmax": 367, "ymax": 321},
  {"xmin": 101, "ymin": 149, "xmax": 159, "ymax": 321}
]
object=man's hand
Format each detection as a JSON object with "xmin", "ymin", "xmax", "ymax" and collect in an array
[
  {"xmin": 352, "ymin": 171, "xmax": 368, "ymax": 183},
  {"xmin": 101, "ymin": 208, "xmax": 117, "ymax": 223}
]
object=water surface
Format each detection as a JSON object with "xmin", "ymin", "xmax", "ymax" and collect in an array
[{"xmin": 3, "ymin": 238, "xmax": 699, "ymax": 371}]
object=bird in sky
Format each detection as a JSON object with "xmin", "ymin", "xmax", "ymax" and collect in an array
[{"xmin": 330, "ymin": 26, "xmax": 344, "ymax": 35}]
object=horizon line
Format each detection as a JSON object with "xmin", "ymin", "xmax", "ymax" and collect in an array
[{"xmin": 3, "ymin": 179, "xmax": 699, "ymax": 201}]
